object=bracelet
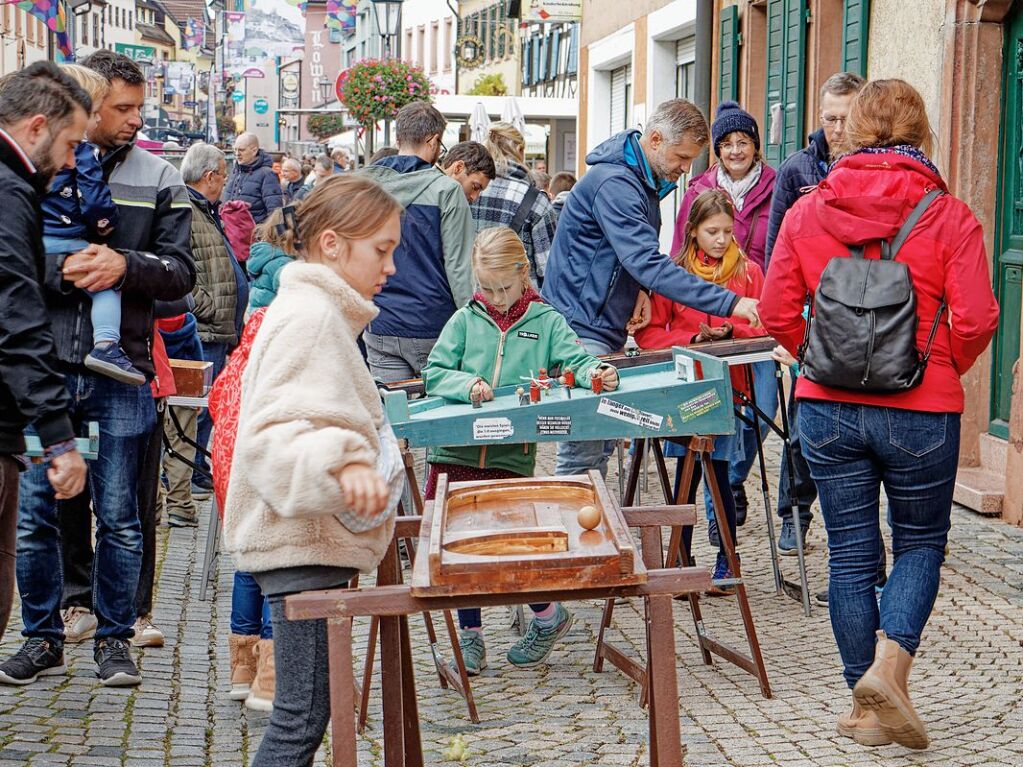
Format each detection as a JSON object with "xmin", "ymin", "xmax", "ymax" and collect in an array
[{"xmin": 43, "ymin": 438, "xmax": 78, "ymax": 463}]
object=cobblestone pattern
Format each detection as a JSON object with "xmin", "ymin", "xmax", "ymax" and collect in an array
[{"xmin": 0, "ymin": 441, "xmax": 1020, "ymax": 766}]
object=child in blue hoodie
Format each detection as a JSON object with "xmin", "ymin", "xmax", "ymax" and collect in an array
[{"xmin": 42, "ymin": 64, "xmax": 144, "ymax": 386}]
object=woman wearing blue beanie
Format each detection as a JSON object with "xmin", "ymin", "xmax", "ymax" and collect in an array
[{"xmin": 671, "ymin": 100, "xmax": 775, "ymax": 270}]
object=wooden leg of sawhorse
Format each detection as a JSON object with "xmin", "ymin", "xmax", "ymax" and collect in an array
[
  {"xmin": 699, "ymin": 439, "xmax": 772, "ymax": 698},
  {"xmin": 328, "ymin": 617, "xmax": 358, "ymax": 767},
  {"xmin": 646, "ymin": 594, "xmax": 684, "ymax": 767}
]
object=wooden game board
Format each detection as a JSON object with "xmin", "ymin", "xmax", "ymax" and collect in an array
[{"xmin": 412, "ymin": 472, "xmax": 646, "ymax": 596}]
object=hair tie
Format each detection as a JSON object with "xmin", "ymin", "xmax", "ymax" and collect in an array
[{"xmin": 276, "ymin": 205, "xmax": 303, "ymax": 251}]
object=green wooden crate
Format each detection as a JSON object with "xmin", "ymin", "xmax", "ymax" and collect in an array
[{"xmin": 23, "ymin": 422, "xmax": 100, "ymax": 460}]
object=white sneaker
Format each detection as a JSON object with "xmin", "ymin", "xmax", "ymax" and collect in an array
[
  {"xmin": 61, "ymin": 606, "xmax": 97, "ymax": 644},
  {"xmin": 130, "ymin": 617, "xmax": 165, "ymax": 648}
]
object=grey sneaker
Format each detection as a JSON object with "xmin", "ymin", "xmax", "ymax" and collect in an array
[
  {"xmin": 456, "ymin": 630, "xmax": 486, "ymax": 676},
  {"xmin": 506, "ymin": 605, "xmax": 573, "ymax": 667}
]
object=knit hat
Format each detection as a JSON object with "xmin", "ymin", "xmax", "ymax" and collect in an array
[{"xmin": 712, "ymin": 101, "xmax": 760, "ymax": 157}]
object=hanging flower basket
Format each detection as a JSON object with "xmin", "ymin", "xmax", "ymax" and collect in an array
[{"xmin": 336, "ymin": 59, "xmax": 433, "ymax": 128}]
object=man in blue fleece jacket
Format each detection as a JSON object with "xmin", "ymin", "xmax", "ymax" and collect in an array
[{"xmin": 541, "ymin": 98, "xmax": 761, "ymax": 475}]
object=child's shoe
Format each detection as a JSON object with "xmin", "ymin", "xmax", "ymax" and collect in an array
[
  {"xmin": 85, "ymin": 342, "xmax": 146, "ymax": 386},
  {"xmin": 506, "ymin": 604, "xmax": 573, "ymax": 667},
  {"xmin": 706, "ymin": 552, "xmax": 737, "ymax": 597},
  {"xmin": 244, "ymin": 638, "xmax": 275, "ymax": 712},
  {"xmin": 456, "ymin": 629, "xmax": 486, "ymax": 676},
  {"xmin": 228, "ymin": 634, "xmax": 258, "ymax": 700}
]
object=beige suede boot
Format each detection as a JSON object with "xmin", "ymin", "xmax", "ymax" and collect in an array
[
  {"xmin": 837, "ymin": 699, "xmax": 892, "ymax": 746},
  {"xmin": 228, "ymin": 634, "xmax": 258, "ymax": 701},
  {"xmin": 853, "ymin": 630, "xmax": 929, "ymax": 749},
  {"xmin": 244, "ymin": 638, "xmax": 275, "ymax": 712}
]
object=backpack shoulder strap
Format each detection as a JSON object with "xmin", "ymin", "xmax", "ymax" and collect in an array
[
  {"xmin": 509, "ymin": 184, "xmax": 540, "ymax": 236},
  {"xmin": 884, "ymin": 188, "xmax": 943, "ymax": 261}
]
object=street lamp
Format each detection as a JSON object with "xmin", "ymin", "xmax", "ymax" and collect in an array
[{"xmin": 370, "ymin": 0, "xmax": 403, "ymax": 58}]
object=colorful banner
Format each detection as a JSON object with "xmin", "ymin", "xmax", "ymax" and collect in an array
[
  {"xmin": 18, "ymin": 0, "xmax": 71, "ymax": 58},
  {"xmin": 225, "ymin": 11, "xmax": 246, "ymax": 64},
  {"xmin": 183, "ymin": 17, "xmax": 205, "ymax": 50},
  {"xmin": 325, "ymin": 0, "xmax": 356, "ymax": 35}
]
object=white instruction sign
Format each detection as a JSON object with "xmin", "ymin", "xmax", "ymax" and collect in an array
[
  {"xmin": 596, "ymin": 398, "xmax": 663, "ymax": 431},
  {"xmin": 472, "ymin": 417, "xmax": 514, "ymax": 441}
]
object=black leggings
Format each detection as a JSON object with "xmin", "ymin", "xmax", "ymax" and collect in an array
[{"xmin": 672, "ymin": 457, "xmax": 737, "ymax": 562}]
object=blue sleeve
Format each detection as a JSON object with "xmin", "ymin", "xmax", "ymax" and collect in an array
[
  {"xmin": 74, "ymin": 142, "xmax": 118, "ymax": 237},
  {"xmin": 765, "ymin": 163, "xmax": 801, "ymax": 269},
  {"xmin": 261, "ymin": 169, "xmax": 284, "ymax": 215},
  {"xmin": 591, "ymin": 176, "xmax": 739, "ymax": 318}
]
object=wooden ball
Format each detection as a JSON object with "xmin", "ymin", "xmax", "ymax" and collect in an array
[{"xmin": 577, "ymin": 505, "xmax": 601, "ymax": 531}]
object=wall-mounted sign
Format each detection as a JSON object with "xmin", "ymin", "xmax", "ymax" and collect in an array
[
  {"xmin": 231, "ymin": 90, "xmax": 245, "ymax": 103},
  {"xmin": 115, "ymin": 43, "xmax": 155, "ymax": 64},
  {"xmin": 242, "ymin": 67, "xmax": 265, "ymax": 79},
  {"xmin": 253, "ymin": 98, "xmax": 269, "ymax": 114},
  {"xmin": 525, "ymin": 0, "xmax": 582, "ymax": 23},
  {"xmin": 456, "ymin": 35, "xmax": 485, "ymax": 70}
]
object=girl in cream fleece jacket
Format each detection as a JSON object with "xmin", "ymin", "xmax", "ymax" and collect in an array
[{"xmin": 223, "ymin": 175, "xmax": 404, "ymax": 767}]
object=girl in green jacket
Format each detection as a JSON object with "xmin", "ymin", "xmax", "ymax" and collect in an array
[{"xmin": 422, "ymin": 226, "xmax": 619, "ymax": 676}]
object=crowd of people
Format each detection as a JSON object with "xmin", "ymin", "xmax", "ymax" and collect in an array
[{"xmin": 0, "ymin": 50, "xmax": 1000, "ymax": 766}]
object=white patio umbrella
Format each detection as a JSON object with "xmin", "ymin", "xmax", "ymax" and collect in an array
[
  {"xmin": 501, "ymin": 96, "xmax": 527, "ymax": 137},
  {"xmin": 469, "ymin": 102, "xmax": 491, "ymax": 143}
]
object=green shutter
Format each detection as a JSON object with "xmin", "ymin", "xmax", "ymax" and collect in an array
[
  {"xmin": 764, "ymin": 0, "xmax": 807, "ymax": 166},
  {"xmin": 842, "ymin": 0, "xmax": 870, "ymax": 76},
  {"xmin": 719, "ymin": 5, "xmax": 740, "ymax": 103}
]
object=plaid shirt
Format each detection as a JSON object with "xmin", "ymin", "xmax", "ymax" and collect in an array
[{"xmin": 470, "ymin": 162, "xmax": 557, "ymax": 284}]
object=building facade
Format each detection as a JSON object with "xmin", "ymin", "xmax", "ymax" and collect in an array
[
  {"xmin": 576, "ymin": 0, "xmax": 1023, "ymax": 524},
  {"xmin": 400, "ymin": 0, "xmax": 456, "ymax": 95},
  {"xmin": 0, "ymin": 5, "xmax": 49, "ymax": 75},
  {"xmin": 456, "ymin": 0, "xmax": 520, "ymax": 94}
]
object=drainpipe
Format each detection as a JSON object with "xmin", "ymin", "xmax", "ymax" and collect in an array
[
  {"xmin": 692, "ymin": 0, "xmax": 713, "ymax": 176},
  {"xmin": 446, "ymin": 0, "xmax": 461, "ymax": 94}
]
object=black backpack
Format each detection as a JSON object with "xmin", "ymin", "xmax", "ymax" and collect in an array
[{"xmin": 798, "ymin": 188, "xmax": 946, "ymax": 393}]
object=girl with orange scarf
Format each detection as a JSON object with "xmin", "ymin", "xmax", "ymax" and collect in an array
[{"xmin": 635, "ymin": 189, "xmax": 766, "ymax": 593}]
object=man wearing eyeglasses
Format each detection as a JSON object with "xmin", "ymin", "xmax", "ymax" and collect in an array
[
  {"xmin": 765, "ymin": 72, "xmax": 866, "ymax": 265},
  {"xmin": 360, "ymin": 101, "xmax": 475, "ymax": 383}
]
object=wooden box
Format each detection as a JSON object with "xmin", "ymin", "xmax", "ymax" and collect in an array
[
  {"xmin": 411, "ymin": 471, "xmax": 646, "ymax": 596},
  {"xmin": 169, "ymin": 359, "xmax": 213, "ymax": 397}
]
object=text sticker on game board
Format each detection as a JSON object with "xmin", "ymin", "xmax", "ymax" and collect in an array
[
  {"xmin": 472, "ymin": 417, "xmax": 514, "ymax": 441},
  {"xmin": 596, "ymin": 398, "xmax": 664, "ymax": 430},
  {"xmin": 678, "ymin": 389, "xmax": 722, "ymax": 422}
]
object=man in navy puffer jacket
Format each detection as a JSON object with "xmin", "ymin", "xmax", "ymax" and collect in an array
[{"xmin": 224, "ymin": 133, "xmax": 283, "ymax": 224}]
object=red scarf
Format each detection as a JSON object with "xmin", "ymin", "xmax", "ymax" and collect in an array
[{"xmin": 474, "ymin": 287, "xmax": 543, "ymax": 332}]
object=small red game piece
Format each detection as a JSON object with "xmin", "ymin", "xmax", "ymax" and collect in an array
[
  {"xmin": 591, "ymin": 369, "xmax": 604, "ymax": 394},
  {"xmin": 529, "ymin": 379, "xmax": 541, "ymax": 403},
  {"xmin": 563, "ymin": 368, "xmax": 575, "ymax": 388}
]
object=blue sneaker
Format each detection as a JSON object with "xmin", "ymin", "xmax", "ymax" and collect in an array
[
  {"xmin": 456, "ymin": 630, "xmax": 486, "ymax": 676},
  {"xmin": 778, "ymin": 517, "xmax": 810, "ymax": 555},
  {"xmin": 706, "ymin": 552, "xmax": 737, "ymax": 597},
  {"xmin": 506, "ymin": 605, "xmax": 573, "ymax": 667},
  {"xmin": 84, "ymin": 343, "xmax": 146, "ymax": 386}
]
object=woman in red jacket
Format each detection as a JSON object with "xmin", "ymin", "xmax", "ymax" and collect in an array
[
  {"xmin": 761, "ymin": 80, "xmax": 998, "ymax": 750},
  {"xmin": 637, "ymin": 189, "xmax": 766, "ymax": 593}
]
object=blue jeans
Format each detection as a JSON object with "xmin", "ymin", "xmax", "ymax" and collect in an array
[
  {"xmin": 554, "ymin": 337, "xmax": 618, "ymax": 477},
  {"xmin": 17, "ymin": 372, "xmax": 156, "ymax": 643},
  {"xmin": 231, "ymin": 571, "xmax": 272, "ymax": 639},
  {"xmin": 363, "ymin": 332, "xmax": 437, "ymax": 384},
  {"xmin": 705, "ymin": 360, "xmax": 779, "ymax": 520},
  {"xmin": 193, "ymin": 341, "xmax": 228, "ymax": 477},
  {"xmin": 798, "ymin": 401, "xmax": 959, "ymax": 689}
]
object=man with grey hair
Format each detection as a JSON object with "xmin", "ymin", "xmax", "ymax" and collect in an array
[
  {"xmin": 541, "ymin": 98, "xmax": 761, "ymax": 476},
  {"xmin": 360, "ymin": 101, "xmax": 474, "ymax": 382},
  {"xmin": 224, "ymin": 132, "xmax": 282, "ymax": 223},
  {"xmin": 177, "ymin": 142, "xmax": 248, "ymax": 522},
  {"xmin": 280, "ymin": 157, "xmax": 305, "ymax": 202}
]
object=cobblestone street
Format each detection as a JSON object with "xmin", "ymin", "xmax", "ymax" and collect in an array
[{"xmin": 0, "ymin": 442, "xmax": 1020, "ymax": 767}]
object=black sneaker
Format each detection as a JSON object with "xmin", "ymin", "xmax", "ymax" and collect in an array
[
  {"xmin": 94, "ymin": 638, "xmax": 141, "ymax": 687},
  {"xmin": 707, "ymin": 517, "xmax": 720, "ymax": 548},
  {"xmin": 84, "ymin": 342, "xmax": 146, "ymax": 386},
  {"xmin": 0, "ymin": 638, "xmax": 66, "ymax": 685}
]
